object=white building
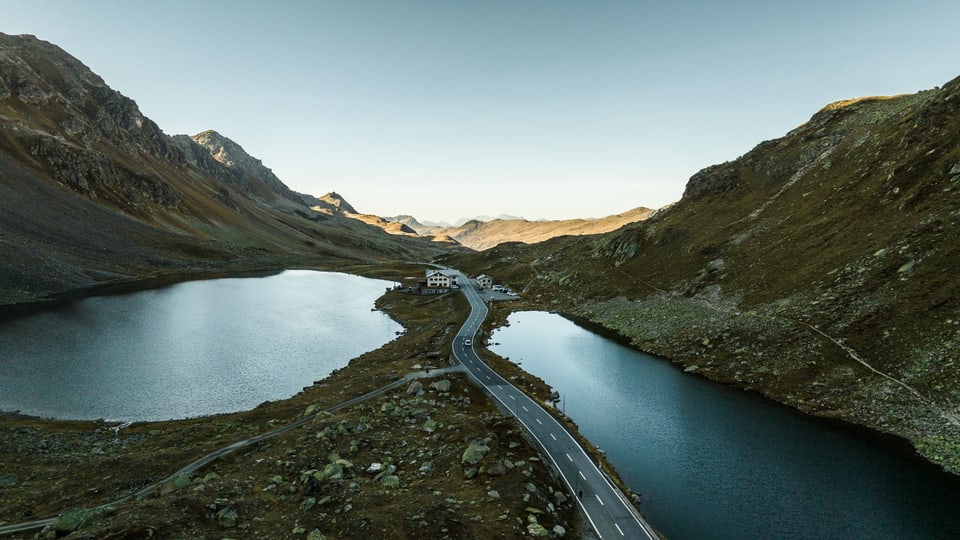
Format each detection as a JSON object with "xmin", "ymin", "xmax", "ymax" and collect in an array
[
  {"xmin": 425, "ymin": 270, "xmax": 451, "ymax": 288},
  {"xmin": 475, "ymin": 274, "xmax": 493, "ymax": 289}
]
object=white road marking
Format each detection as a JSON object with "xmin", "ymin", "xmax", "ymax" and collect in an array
[
  {"xmin": 566, "ymin": 453, "xmax": 573, "ymax": 462},
  {"xmin": 595, "ymin": 494, "xmax": 604, "ymax": 506},
  {"xmin": 522, "ymin": 405, "xmax": 529, "ymax": 411},
  {"xmin": 615, "ymin": 523, "xmax": 625, "ymax": 536},
  {"xmin": 550, "ymin": 433, "xmax": 557, "ymax": 440},
  {"xmin": 579, "ymin": 471, "xmax": 586, "ymax": 480},
  {"xmin": 509, "ymin": 394, "xmax": 516, "ymax": 400},
  {"xmin": 535, "ymin": 418, "xmax": 543, "ymax": 425},
  {"xmin": 485, "ymin": 375, "xmax": 491, "ymax": 380}
]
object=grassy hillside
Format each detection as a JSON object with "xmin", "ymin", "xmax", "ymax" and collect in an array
[
  {"xmin": 444, "ymin": 76, "xmax": 960, "ymax": 473},
  {"xmin": 0, "ymin": 34, "xmax": 448, "ymax": 307}
]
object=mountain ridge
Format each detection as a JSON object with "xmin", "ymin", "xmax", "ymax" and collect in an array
[
  {"xmin": 0, "ymin": 32, "xmax": 450, "ymax": 306},
  {"xmin": 447, "ymin": 74, "xmax": 960, "ymax": 473},
  {"xmin": 403, "ymin": 207, "xmax": 655, "ymax": 250}
]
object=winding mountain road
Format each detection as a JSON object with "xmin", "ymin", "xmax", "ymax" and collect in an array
[
  {"xmin": 2, "ymin": 270, "xmax": 657, "ymax": 539},
  {"xmin": 446, "ymin": 269, "xmax": 658, "ymax": 540}
]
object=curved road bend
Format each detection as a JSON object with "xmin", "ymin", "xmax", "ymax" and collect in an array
[
  {"xmin": 0, "ymin": 367, "xmax": 463, "ymax": 537},
  {"xmin": 445, "ymin": 268, "xmax": 658, "ymax": 540}
]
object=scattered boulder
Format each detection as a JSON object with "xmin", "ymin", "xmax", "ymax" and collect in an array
[
  {"xmin": 486, "ymin": 461, "xmax": 507, "ymax": 477},
  {"xmin": 406, "ymin": 381, "xmax": 424, "ymax": 395},
  {"xmin": 307, "ymin": 530, "xmax": 327, "ymax": 540},
  {"xmin": 527, "ymin": 522, "xmax": 550, "ymax": 537},
  {"xmin": 216, "ymin": 506, "xmax": 238, "ymax": 528},
  {"xmin": 0, "ymin": 474, "xmax": 19, "ymax": 488},
  {"xmin": 50, "ymin": 507, "xmax": 114, "ymax": 535},
  {"xmin": 552, "ymin": 524, "xmax": 567, "ymax": 537},
  {"xmin": 380, "ymin": 475, "xmax": 400, "ymax": 488},
  {"xmin": 160, "ymin": 474, "xmax": 193, "ymax": 495},
  {"xmin": 429, "ymin": 379, "xmax": 452, "ymax": 392},
  {"xmin": 461, "ymin": 439, "xmax": 491, "ymax": 465},
  {"xmin": 422, "ymin": 418, "xmax": 438, "ymax": 433}
]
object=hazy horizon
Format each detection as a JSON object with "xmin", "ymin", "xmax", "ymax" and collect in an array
[{"xmin": 4, "ymin": 1, "xmax": 958, "ymax": 223}]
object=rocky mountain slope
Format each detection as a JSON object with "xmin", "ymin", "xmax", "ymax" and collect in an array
[
  {"xmin": 0, "ymin": 33, "xmax": 448, "ymax": 307},
  {"xmin": 447, "ymin": 76, "xmax": 960, "ymax": 472},
  {"xmin": 399, "ymin": 207, "xmax": 654, "ymax": 250}
]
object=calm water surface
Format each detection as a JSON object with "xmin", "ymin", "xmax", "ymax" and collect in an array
[
  {"xmin": 490, "ymin": 311, "xmax": 960, "ymax": 540},
  {"xmin": 0, "ymin": 270, "xmax": 400, "ymax": 421}
]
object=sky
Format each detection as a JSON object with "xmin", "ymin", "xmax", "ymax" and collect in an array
[{"xmin": 3, "ymin": 1, "xmax": 959, "ymax": 224}]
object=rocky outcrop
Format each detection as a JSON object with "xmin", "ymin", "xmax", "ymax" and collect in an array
[
  {"xmin": 0, "ymin": 34, "xmax": 178, "ymax": 160},
  {"xmin": 189, "ymin": 130, "xmax": 303, "ymax": 204},
  {"xmin": 461, "ymin": 438, "xmax": 491, "ymax": 465}
]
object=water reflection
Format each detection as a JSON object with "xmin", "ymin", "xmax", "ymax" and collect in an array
[
  {"xmin": 0, "ymin": 270, "xmax": 400, "ymax": 421},
  {"xmin": 491, "ymin": 311, "xmax": 960, "ymax": 539}
]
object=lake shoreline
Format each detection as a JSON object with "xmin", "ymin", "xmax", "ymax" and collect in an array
[
  {"xmin": 491, "ymin": 309, "xmax": 960, "ymax": 538},
  {"xmin": 0, "ymin": 270, "xmax": 403, "ymax": 422}
]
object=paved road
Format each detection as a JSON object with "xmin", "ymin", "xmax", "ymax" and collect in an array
[{"xmin": 446, "ymin": 269, "xmax": 658, "ymax": 540}]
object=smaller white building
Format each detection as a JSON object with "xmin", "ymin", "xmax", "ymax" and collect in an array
[
  {"xmin": 476, "ymin": 274, "xmax": 493, "ymax": 289},
  {"xmin": 425, "ymin": 271, "xmax": 451, "ymax": 288}
]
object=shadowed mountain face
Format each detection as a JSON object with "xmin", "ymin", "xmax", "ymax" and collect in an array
[
  {"xmin": 0, "ymin": 33, "xmax": 448, "ymax": 306},
  {"xmin": 449, "ymin": 77, "xmax": 960, "ymax": 473}
]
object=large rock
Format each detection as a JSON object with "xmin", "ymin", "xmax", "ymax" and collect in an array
[
  {"xmin": 51, "ymin": 507, "xmax": 114, "ymax": 535},
  {"xmin": 406, "ymin": 380, "xmax": 424, "ymax": 395},
  {"xmin": 379, "ymin": 475, "xmax": 400, "ymax": 488},
  {"xmin": 527, "ymin": 522, "xmax": 550, "ymax": 537},
  {"xmin": 216, "ymin": 506, "xmax": 238, "ymax": 528},
  {"xmin": 461, "ymin": 439, "xmax": 491, "ymax": 465},
  {"xmin": 429, "ymin": 379, "xmax": 452, "ymax": 392},
  {"xmin": 486, "ymin": 461, "xmax": 507, "ymax": 476}
]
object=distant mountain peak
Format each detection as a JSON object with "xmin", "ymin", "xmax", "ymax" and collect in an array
[
  {"xmin": 317, "ymin": 192, "xmax": 357, "ymax": 214},
  {"xmin": 191, "ymin": 130, "xmax": 256, "ymax": 169},
  {"xmin": 183, "ymin": 129, "xmax": 301, "ymax": 203}
]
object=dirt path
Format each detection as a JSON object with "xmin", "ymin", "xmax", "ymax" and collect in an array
[{"xmin": 0, "ymin": 366, "xmax": 464, "ymax": 537}]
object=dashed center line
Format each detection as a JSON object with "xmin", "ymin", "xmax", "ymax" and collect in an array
[
  {"xmin": 509, "ymin": 395, "xmax": 516, "ymax": 400},
  {"xmin": 521, "ymin": 405, "xmax": 529, "ymax": 412},
  {"xmin": 549, "ymin": 433, "xmax": 557, "ymax": 440},
  {"xmin": 579, "ymin": 471, "xmax": 586, "ymax": 480},
  {"xmin": 595, "ymin": 494, "xmax": 605, "ymax": 506},
  {"xmin": 535, "ymin": 418, "xmax": 543, "ymax": 425},
  {"xmin": 566, "ymin": 453, "xmax": 573, "ymax": 462},
  {"xmin": 615, "ymin": 523, "xmax": 625, "ymax": 536}
]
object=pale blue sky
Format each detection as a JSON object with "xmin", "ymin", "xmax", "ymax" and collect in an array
[{"xmin": 3, "ymin": 1, "xmax": 958, "ymax": 223}]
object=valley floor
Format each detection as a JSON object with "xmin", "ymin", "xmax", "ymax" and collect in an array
[{"xmin": 0, "ymin": 270, "xmax": 582, "ymax": 539}]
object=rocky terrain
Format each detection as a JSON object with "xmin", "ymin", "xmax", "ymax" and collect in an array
[
  {"xmin": 444, "ymin": 76, "xmax": 960, "ymax": 473},
  {"xmin": 393, "ymin": 208, "xmax": 654, "ymax": 251},
  {"xmin": 0, "ymin": 282, "xmax": 579, "ymax": 539},
  {"xmin": 0, "ymin": 33, "xmax": 452, "ymax": 309}
]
